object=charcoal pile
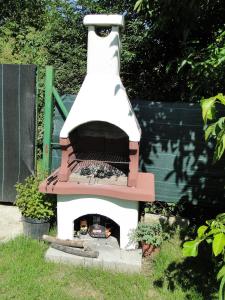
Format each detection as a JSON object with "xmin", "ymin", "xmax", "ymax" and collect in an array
[{"xmin": 77, "ymin": 162, "xmax": 125, "ymax": 179}]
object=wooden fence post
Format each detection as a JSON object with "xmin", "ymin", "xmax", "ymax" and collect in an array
[{"xmin": 42, "ymin": 66, "xmax": 54, "ymax": 175}]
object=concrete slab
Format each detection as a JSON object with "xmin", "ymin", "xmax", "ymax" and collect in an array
[
  {"xmin": 45, "ymin": 246, "xmax": 142, "ymax": 273},
  {"xmin": 0, "ymin": 204, "xmax": 23, "ymax": 242}
]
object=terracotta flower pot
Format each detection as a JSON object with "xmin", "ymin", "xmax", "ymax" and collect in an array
[{"xmin": 141, "ymin": 242, "xmax": 160, "ymax": 257}]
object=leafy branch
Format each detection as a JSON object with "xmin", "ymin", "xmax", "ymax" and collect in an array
[
  {"xmin": 182, "ymin": 93, "xmax": 225, "ymax": 299},
  {"xmin": 201, "ymin": 93, "xmax": 225, "ymax": 161},
  {"xmin": 183, "ymin": 214, "xmax": 225, "ymax": 299}
]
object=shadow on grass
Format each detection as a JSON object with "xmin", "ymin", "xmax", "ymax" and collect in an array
[{"xmin": 154, "ymin": 245, "xmax": 218, "ymax": 299}]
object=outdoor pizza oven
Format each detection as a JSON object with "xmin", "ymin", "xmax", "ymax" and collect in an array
[{"xmin": 40, "ymin": 14, "xmax": 155, "ymax": 250}]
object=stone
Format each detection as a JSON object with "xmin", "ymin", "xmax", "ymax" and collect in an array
[
  {"xmin": 45, "ymin": 246, "xmax": 142, "ymax": 273},
  {"xmin": 142, "ymin": 213, "xmax": 190, "ymax": 229},
  {"xmin": 0, "ymin": 204, "xmax": 23, "ymax": 242}
]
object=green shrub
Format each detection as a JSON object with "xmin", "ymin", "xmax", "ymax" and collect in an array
[
  {"xmin": 130, "ymin": 222, "xmax": 169, "ymax": 247},
  {"xmin": 15, "ymin": 176, "xmax": 55, "ymax": 220}
]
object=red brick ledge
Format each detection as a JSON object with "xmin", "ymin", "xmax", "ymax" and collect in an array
[{"xmin": 39, "ymin": 171, "xmax": 155, "ymax": 202}]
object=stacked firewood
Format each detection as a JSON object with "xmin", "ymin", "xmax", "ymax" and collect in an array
[{"xmin": 42, "ymin": 235, "xmax": 99, "ymax": 258}]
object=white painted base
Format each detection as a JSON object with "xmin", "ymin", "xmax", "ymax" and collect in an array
[{"xmin": 57, "ymin": 195, "xmax": 139, "ymax": 250}]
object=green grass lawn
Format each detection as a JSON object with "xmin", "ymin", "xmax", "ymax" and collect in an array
[{"xmin": 0, "ymin": 234, "xmax": 218, "ymax": 300}]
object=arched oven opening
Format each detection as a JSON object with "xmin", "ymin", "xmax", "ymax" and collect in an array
[
  {"xmin": 73, "ymin": 214, "xmax": 120, "ymax": 247},
  {"xmin": 69, "ymin": 121, "xmax": 129, "ymax": 186}
]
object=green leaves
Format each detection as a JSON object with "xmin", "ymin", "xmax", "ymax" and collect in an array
[
  {"xmin": 130, "ymin": 222, "xmax": 168, "ymax": 247},
  {"xmin": 217, "ymin": 265, "xmax": 225, "ymax": 281},
  {"xmin": 134, "ymin": 0, "xmax": 143, "ymax": 12},
  {"xmin": 183, "ymin": 213, "xmax": 225, "ymax": 257},
  {"xmin": 134, "ymin": 0, "xmax": 152, "ymax": 14},
  {"xmin": 214, "ymin": 125, "xmax": 225, "ymax": 161},
  {"xmin": 201, "ymin": 93, "xmax": 225, "ymax": 124},
  {"xmin": 182, "ymin": 240, "xmax": 199, "ymax": 257},
  {"xmin": 177, "ymin": 59, "xmax": 193, "ymax": 73},
  {"xmin": 15, "ymin": 176, "xmax": 55, "ymax": 220},
  {"xmin": 217, "ymin": 94, "xmax": 225, "ymax": 105},
  {"xmin": 218, "ymin": 265, "xmax": 225, "ymax": 299},
  {"xmin": 204, "ymin": 123, "xmax": 216, "ymax": 141},
  {"xmin": 201, "ymin": 96, "xmax": 217, "ymax": 124},
  {"xmin": 213, "ymin": 233, "xmax": 225, "ymax": 256},
  {"xmin": 201, "ymin": 93, "xmax": 225, "ymax": 161},
  {"xmin": 183, "ymin": 213, "xmax": 225, "ymax": 299},
  {"xmin": 197, "ymin": 225, "xmax": 208, "ymax": 238},
  {"xmin": 219, "ymin": 274, "xmax": 225, "ymax": 300}
]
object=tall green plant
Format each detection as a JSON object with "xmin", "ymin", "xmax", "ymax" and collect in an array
[
  {"xmin": 183, "ymin": 93, "xmax": 225, "ymax": 299},
  {"xmin": 183, "ymin": 214, "xmax": 225, "ymax": 300},
  {"xmin": 201, "ymin": 93, "xmax": 225, "ymax": 161}
]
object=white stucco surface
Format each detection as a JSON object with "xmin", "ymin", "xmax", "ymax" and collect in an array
[
  {"xmin": 60, "ymin": 15, "xmax": 141, "ymax": 141},
  {"xmin": 57, "ymin": 195, "xmax": 139, "ymax": 250},
  {"xmin": 83, "ymin": 14, "xmax": 124, "ymax": 27},
  {"xmin": 58, "ymin": 15, "xmax": 140, "ymax": 251}
]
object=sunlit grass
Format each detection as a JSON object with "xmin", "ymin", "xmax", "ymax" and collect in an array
[{"xmin": 0, "ymin": 233, "xmax": 214, "ymax": 299}]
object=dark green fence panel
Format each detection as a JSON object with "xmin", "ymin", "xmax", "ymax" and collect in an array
[
  {"xmin": 134, "ymin": 101, "xmax": 225, "ymax": 206},
  {"xmin": 0, "ymin": 64, "xmax": 36, "ymax": 203},
  {"xmin": 51, "ymin": 96, "xmax": 225, "ymax": 206}
]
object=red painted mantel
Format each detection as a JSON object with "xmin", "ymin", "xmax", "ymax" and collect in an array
[{"xmin": 39, "ymin": 171, "xmax": 155, "ymax": 202}]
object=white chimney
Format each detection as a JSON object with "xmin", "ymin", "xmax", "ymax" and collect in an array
[{"xmin": 60, "ymin": 14, "xmax": 141, "ymax": 142}]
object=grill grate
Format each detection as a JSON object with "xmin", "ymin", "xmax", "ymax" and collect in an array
[{"xmin": 75, "ymin": 151, "xmax": 129, "ymax": 164}]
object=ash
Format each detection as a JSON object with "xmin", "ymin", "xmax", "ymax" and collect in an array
[{"xmin": 76, "ymin": 162, "xmax": 125, "ymax": 179}]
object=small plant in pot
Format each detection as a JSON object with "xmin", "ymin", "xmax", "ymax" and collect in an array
[
  {"xmin": 131, "ymin": 222, "xmax": 168, "ymax": 257},
  {"xmin": 15, "ymin": 176, "xmax": 55, "ymax": 239}
]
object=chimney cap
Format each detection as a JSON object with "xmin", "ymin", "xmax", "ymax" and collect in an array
[{"xmin": 83, "ymin": 14, "xmax": 124, "ymax": 27}]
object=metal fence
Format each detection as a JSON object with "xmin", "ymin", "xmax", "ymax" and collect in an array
[
  {"xmin": 51, "ymin": 96, "xmax": 225, "ymax": 207},
  {"xmin": 0, "ymin": 64, "xmax": 36, "ymax": 203}
]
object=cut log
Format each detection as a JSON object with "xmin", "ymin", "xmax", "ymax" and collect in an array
[
  {"xmin": 42, "ymin": 235, "xmax": 84, "ymax": 248},
  {"xmin": 51, "ymin": 243, "xmax": 99, "ymax": 258}
]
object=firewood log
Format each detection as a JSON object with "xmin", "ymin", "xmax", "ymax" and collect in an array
[
  {"xmin": 42, "ymin": 235, "xmax": 84, "ymax": 248},
  {"xmin": 51, "ymin": 243, "xmax": 99, "ymax": 258}
]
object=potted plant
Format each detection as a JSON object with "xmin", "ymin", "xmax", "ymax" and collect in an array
[
  {"xmin": 131, "ymin": 222, "xmax": 167, "ymax": 257},
  {"xmin": 15, "ymin": 176, "xmax": 55, "ymax": 239}
]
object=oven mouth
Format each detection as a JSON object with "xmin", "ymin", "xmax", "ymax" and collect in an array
[
  {"xmin": 74, "ymin": 214, "xmax": 120, "ymax": 245},
  {"xmin": 68, "ymin": 121, "xmax": 129, "ymax": 186}
]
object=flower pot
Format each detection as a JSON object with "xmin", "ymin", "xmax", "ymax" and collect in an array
[
  {"xmin": 22, "ymin": 216, "xmax": 50, "ymax": 240},
  {"xmin": 141, "ymin": 242, "xmax": 160, "ymax": 257}
]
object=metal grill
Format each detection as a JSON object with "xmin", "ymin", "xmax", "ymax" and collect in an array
[{"xmin": 75, "ymin": 151, "xmax": 129, "ymax": 164}]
